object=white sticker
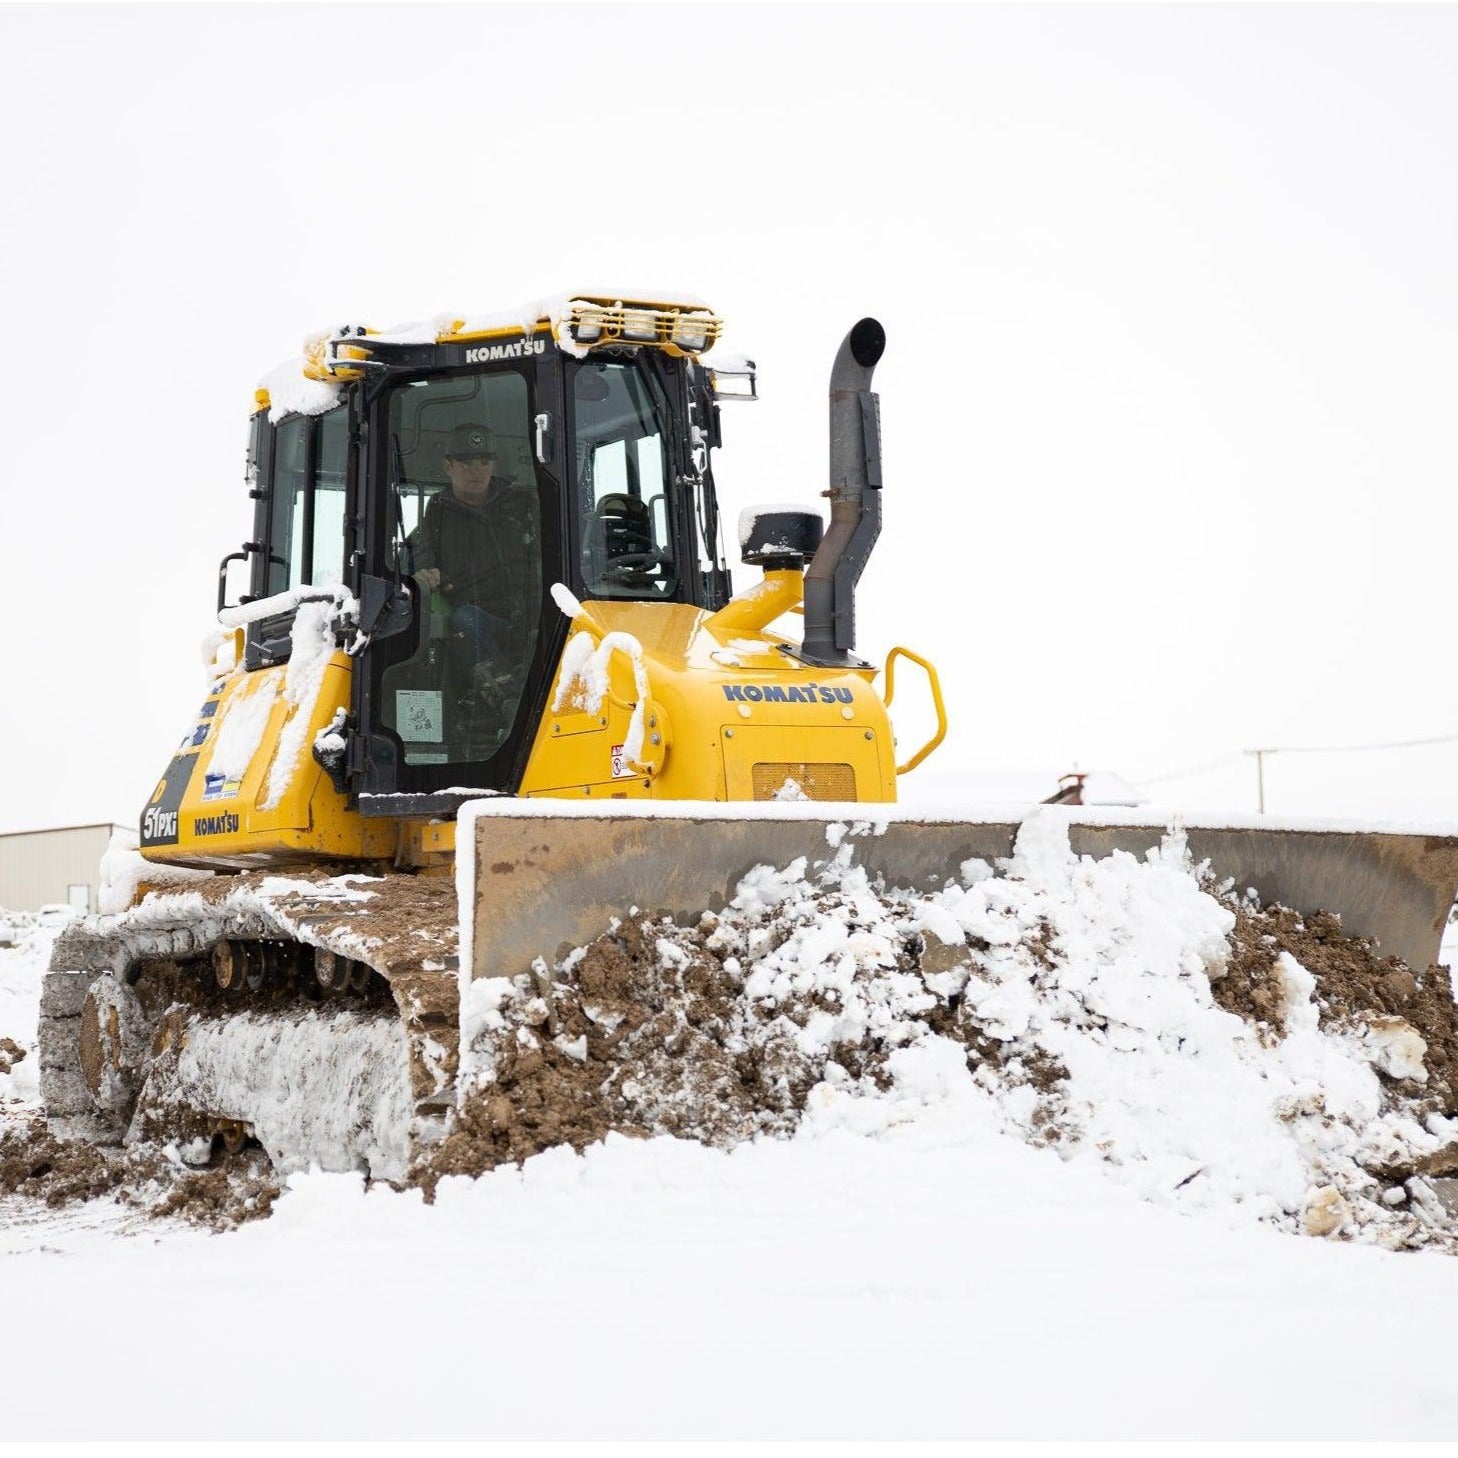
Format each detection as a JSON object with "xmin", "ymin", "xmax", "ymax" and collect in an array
[
  {"xmin": 396, "ymin": 689, "xmax": 444, "ymax": 743},
  {"xmin": 610, "ymin": 743, "xmax": 636, "ymax": 779}
]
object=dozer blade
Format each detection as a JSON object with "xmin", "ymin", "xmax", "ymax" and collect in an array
[{"xmin": 462, "ymin": 803, "xmax": 1458, "ymax": 985}]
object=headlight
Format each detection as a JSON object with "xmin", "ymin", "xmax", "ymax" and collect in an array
[
  {"xmin": 621, "ymin": 310, "xmax": 660, "ymax": 343},
  {"xmin": 672, "ymin": 318, "xmax": 709, "ymax": 352}
]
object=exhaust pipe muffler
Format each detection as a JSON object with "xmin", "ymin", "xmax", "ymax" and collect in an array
[{"xmin": 796, "ymin": 317, "xmax": 886, "ymax": 667}]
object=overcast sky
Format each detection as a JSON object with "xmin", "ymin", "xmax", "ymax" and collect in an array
[{"xmin": 3, "ymin": 3, "xmax": 1457, "ymax": 834}]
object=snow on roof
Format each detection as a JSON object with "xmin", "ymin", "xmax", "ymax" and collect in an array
[
  {"xmin": 257, "ymin": 288, "xmax": 719, "ymax": 414},
  {"xmin": 256, "ymin": 353, "xmax": 344, "ymax": 422}
]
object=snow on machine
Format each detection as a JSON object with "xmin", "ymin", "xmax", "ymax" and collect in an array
[{"xmin": 40, "ymin": 293, "xmax": 1458, "ymax": 1180}]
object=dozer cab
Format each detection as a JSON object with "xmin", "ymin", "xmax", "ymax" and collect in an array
[{"xmin": 40, "ymin": 293, "xmax": 1458, "ymax": 1180}]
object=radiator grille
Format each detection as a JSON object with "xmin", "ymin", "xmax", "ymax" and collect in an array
[{"xmin": 751, "ymin": 762, "xmax": 857, "ymax": 802}]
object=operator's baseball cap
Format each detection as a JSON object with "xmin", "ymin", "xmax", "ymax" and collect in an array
[{"xmin": 445, "ymin": 423, "xmax": 496, "ymax": 460}]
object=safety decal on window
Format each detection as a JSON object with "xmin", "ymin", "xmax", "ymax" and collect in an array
[{"xmin": 396, "ymin": 690, "xmax": 444, "ymax": 744}]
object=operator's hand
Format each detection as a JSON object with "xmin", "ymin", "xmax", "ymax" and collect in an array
[{"xmin": 415, "ymin": 568, "xmax": 442, "ymax": 593}]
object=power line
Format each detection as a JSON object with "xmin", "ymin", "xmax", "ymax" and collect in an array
[
  {"xmin": 1245, "ymin": 731, "xmax": 1458, "ymax": 756},
  {"xmin": 1137, "ymin": 731, "xmax": 1458, "ymax": 792},
  {"xmin": 1139, "ymin": 753, "xmax": 1246, "ymax": 786}
]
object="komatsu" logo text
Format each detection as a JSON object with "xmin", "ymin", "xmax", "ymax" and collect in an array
[
  {"xmin": 722, "ymin": 684, "xmax": 854, "ymax": 704},
  {"xmin": 194, "ymin": 812, "xmax": 241, "ymax": 837},
  {"xmin": 465, "ymin": 339, "xmax": 546, "ymax": 363}
]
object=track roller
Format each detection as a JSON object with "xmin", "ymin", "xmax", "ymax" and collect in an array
[
  {"xmin": 314, "ymin": 947, "xmax": 349, "ymax": 991},
  {"xmin": 215, "ymin": 1119, "xmax": 251, "ymax": 1156},
  {"xmin": 211, "ymin": 939, "xmax": 253, "ymax": 992}
]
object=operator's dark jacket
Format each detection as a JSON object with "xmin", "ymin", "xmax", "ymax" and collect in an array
[{"xmin": 409, "ymin": 481, "xmax": 540, "ymax": 642}]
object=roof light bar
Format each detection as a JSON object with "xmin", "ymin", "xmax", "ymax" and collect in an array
[{"xmin": 566, "ymin": 300, "xmax": 722, "ymax": 357}]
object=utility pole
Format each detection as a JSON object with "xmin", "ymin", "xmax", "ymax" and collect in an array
[{"xmin": 1244, "ymin": 748, "xmax": 1272, "ymax": 814}]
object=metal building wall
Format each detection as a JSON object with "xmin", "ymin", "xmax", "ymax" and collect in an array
[{"xmin": 0, "ymin": 825, "xmax": 123, "ymax": 914}]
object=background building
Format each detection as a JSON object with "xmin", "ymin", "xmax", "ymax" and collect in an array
[{"xmin": 0, "ymin": 824, "xmax": 125, "ymax": 914}]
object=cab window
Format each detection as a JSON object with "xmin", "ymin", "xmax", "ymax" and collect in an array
[
  {"xmin": 265, "ymin": 405, "xmax": 348, "ymax": 596},
  {"xmin": 573, "ymin": 361, "xmax": 677, "ymax": 598}
]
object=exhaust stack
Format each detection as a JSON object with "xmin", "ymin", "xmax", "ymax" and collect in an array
[{"xmin": 796, "ymin": 317, "xmax": 886, "ymax": 667}]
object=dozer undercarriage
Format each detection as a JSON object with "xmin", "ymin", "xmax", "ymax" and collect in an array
[{"xmin": 41, "ymin": 869, "xmax": 459, "ymax": 1181}]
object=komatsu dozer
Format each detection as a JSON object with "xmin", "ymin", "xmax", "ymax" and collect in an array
[{"xmin": 40, "ymin": 292, "xmax": 1458, "ymax": 1180}]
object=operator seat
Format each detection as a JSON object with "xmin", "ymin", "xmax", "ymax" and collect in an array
[{"xmin": 589, "ymin": 492, "xmax": 655, "ymax": 583}]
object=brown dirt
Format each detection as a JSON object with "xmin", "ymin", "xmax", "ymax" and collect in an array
[
  {"xmin": 415, "ymin": 893, "xmax": 1070, "ymax": 1194},
  {"xmin": 0, "ymin": 1116, "xmax": 279, "ymax": 1230},
  {"xmin": 1214, "ymin": 905, "xmax": 1297, "ymax": 1042},
  {"xmin": 1217, "ymin": 900, "xmax": 1458, "ymax": 1114},
  {"xmin": 195, "ymin": 864, "xmax": 459, "ymax": 971},
  {"xmin": 0, "ymin": 1036, "xmax": 24, "ymax": 1075},
  {"xmin": 417, "ymin": 913, "xmax": 779, "ymax": 1196}
]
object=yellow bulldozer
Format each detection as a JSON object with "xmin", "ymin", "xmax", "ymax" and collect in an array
[{"xmin": 39, "ymin": 292, "xmax": 1458, "ymax": 1180}]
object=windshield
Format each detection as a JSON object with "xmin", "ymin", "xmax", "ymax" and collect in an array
[{"xmin": 572, "ymin": 360, "xmax": 678, "ymax": 599}]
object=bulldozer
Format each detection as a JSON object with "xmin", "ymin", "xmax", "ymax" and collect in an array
[{"xmin": 39, "ymin": 292, "xmax": 1458, "ymax": 1181}]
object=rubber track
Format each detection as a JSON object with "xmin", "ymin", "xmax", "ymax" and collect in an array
[{"xmin": 41, "ymin": 868, "xmax": 460, "ymax": 1141}]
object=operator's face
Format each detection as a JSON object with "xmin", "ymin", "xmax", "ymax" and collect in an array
[{"xmin": 444, "ymin": 453, "xmax": 494, "ymax": 506}]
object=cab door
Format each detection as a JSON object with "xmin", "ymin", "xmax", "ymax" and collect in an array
[{"xmin": 356, "ymin": 356, "xmax": 564, "ymax": 802}]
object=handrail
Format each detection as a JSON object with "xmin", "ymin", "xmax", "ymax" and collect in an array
[
  {"xmin": 550, "ymin": 616, "xmax": 667, "ymax": 775},
  {"xmin": 883, "ymin": 645, "xmax": 948, "ymax": 775}
]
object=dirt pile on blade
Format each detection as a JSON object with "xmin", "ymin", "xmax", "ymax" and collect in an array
[
  {"xmin": 1220, "ymin": 901, "xmax": 1458, "ymax": 1103},
  {"xmin": 0, "ymin": 1116, "xmax": 279, "ymax": 1230},
  {"xmin": 420, "ymin": 847, "xmax": 1113, "ymax": 1196},
  {"xmin": 421, "ymin": 911, "xmax": 816, "ymax": 1192},
  {"xmin": 425, "ymin": 814, "xmax": 1458, "ymax": 1253}
]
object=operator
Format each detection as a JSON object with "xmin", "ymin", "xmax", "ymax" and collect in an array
[{"xmin": 410, "ymin": 422, "xmax": 538, "ymax": 669}]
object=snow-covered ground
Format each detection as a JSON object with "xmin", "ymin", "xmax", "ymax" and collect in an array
[
  {"xmin": 10, "ymin": 1124, "xmax": 1458, "ymax": 1441},
  {"xmin": 6, "ymin": 819, "xmax": 1458, "ymax": 1439}
]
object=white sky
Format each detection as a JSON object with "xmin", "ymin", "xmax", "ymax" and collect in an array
[{"xmin": 2, "ymin": 3, "xmax": 1457, "ymax": 833}]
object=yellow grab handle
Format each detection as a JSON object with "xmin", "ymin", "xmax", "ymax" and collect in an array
[{"xmin": 883, "ymin": 645, "xmax": 948, "ymax": 775}]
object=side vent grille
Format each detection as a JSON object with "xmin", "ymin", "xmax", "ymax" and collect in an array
[{"xmin": 751, "ymin": 762, "xmax": 856, "ymax": 802}]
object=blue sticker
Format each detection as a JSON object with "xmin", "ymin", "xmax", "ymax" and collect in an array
[{"xmin": 202, "ymin": 772, "xmax": 242, "ymax": 802}]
